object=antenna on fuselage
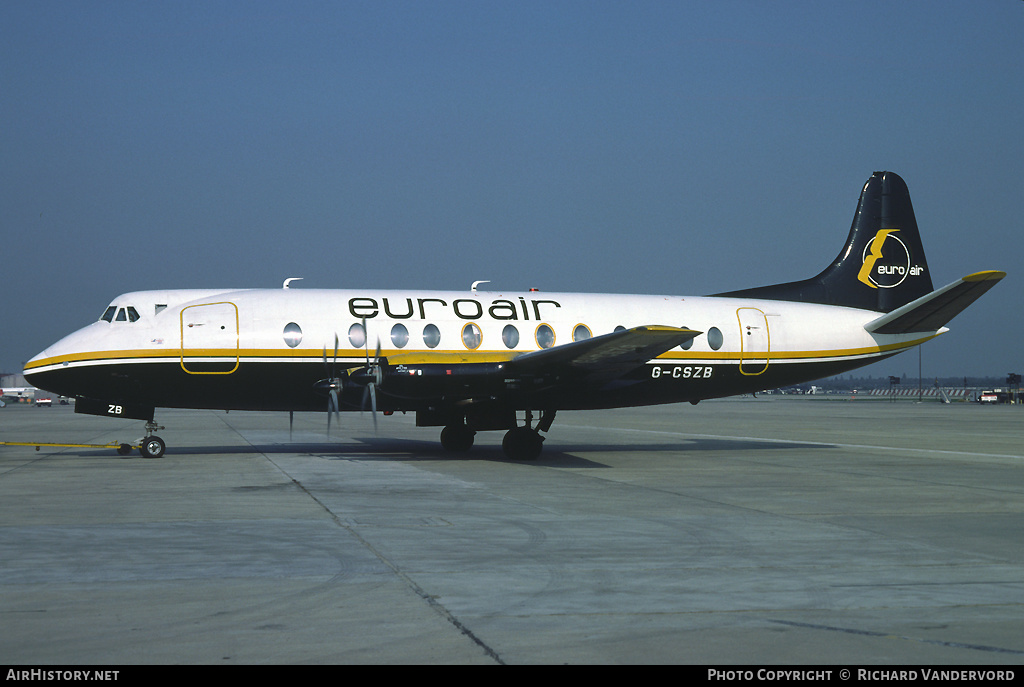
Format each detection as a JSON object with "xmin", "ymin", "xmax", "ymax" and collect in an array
[
  {"xmin": 283, "ymin": 277, "xmax": 304, "ymax": 289},
  {"xmin": 471, "ymin": 280, "xmax": 490, "ymax": 292}
]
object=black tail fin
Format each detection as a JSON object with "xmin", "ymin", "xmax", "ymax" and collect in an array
[{"xmin": 717, "ymin": 171, "xmax": 934, "ymax": 312}]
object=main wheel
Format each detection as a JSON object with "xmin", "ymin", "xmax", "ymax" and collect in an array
[
  {"xmin": 502, "ymin": 427, "xmax": 543, "ymax": 460},
  {"xmin": 440, "ymin": 425, "xmax": 475, "ymax": 453},
  {"xmin": 139, "ymin": 435, "xmax": 166, "ymax": 459}
]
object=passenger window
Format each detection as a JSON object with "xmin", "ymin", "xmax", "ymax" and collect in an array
[
  {"xmin": 283, "ymin": 322, "xmax": 302, "ymax": 348},
  {"xmin": 535, "ymin": 324, "xmax": 555, "ymax": 349},
  {"xmin": 680, "ymin": 325, "xmax": 693, "ymax": 350},
  {"xmin": 348, "ymin": 322, "xmax": 366, "ymax": 349},
  {"xmin": 572, "ymin": 324, "xmax": 591, "ymax": 341},
  {"xmin": 126, "ymin": 307, "xmax": 140, "ymax": 322},
  {"xmin": 707, "ymin": 326, "xmax": 724, "ymax": 350},
  {"xmin": 423, "ymin": 324, "xmax": 441, "ymax": 349},
  {"xmin": 502, "ymin": 324, "xmax": 520, "ymax": 349},
  {"xmin": 391, "ymin": 323, "xmax": 409, "ymax": 349},
  {"xmin": 101, "ymin": 306, "xmax": 116, "ymax": 322},
  {"xmin": 462, "ymin": 323, "xmax": 482, "ymax": 350}
]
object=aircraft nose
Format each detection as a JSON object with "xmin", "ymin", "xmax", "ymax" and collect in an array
[
  {"xmin": 23, "ymin": 334, "xmax": 82, "ymax": 397},
  {"xmin": 24, "ymin": 346, "xmax": 56, "ymax": 388},
  {"xmin": 23, "ymin": 321, "xmax": 125, "ymax": 398}
]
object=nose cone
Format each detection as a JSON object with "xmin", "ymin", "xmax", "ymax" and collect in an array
[
  {"xmin": 22, "ymin": 323, "xmax": 103, "ymax": 398},
  {"xmin": 25, "ymin": 343, "xmax": 52, "ymax": 369},
  {"xmin": 24, "ymin": 343, "xmax": 65, "ymax": 395}
]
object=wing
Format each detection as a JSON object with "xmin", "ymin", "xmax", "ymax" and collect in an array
[
  {"xmin": 374, "ymin": 325, "xmax": 701, "ymax": 411},
  {"xmin": 506, "ymin": 325, "xmax": 701, "ymax": 379}
]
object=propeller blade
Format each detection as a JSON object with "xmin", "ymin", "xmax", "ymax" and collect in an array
[
  {"xmin": 369, "ymin": 383, "xmax": 377, "ymax": 432},
  {"xmin": 361, "ymin": 383, "xmax": 379, "ymax": 433},
  {"xmin": 327, "ymin": 391, "xmax": 334, "ymax": 435},
  {"xmin": 329, "ymin": 388, "xmax": 340, "ymax": 430},
  {"xmin": 352, "ymin": 319, "xmax": 382, "ymax": 434},
  {"xmin": 319, "ymin": 332, "xmax": 344, "ymax": 436},
  {"xmin": 361, "ymin": 321, "xmax": 381, "ymax": 364}
]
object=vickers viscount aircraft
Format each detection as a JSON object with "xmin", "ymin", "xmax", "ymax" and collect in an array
[{"xmin": 24, "ymin": 172, "xmax": 1003, "ymax": 459}]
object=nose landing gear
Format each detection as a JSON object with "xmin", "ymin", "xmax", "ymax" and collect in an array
[
  {"xmin": 138, "ymin": 420, "xmax": 165, "ymax": 458},
  {"xmin": 139, "ymin": 435, "xmax": 165, "ymax": 458}
]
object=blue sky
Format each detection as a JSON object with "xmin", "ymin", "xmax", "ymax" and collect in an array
[{"xmin": 3, "ymin": 1, "xmax": 1021, "ymax": 379}]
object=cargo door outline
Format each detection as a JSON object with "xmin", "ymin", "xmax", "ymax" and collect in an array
[
  {"xmin": 180, "ymin": 302, "xmax": 240, "ymax": 374},
  {"xmin": 737, "ymin": 307, "xmax": 770, "ymax": 376}
]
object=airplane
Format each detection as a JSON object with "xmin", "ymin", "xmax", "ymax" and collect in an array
[
  {"xmin": 23, "ymin": 171, "xmax": 1004, "ymax": 459},
  {"xmin": 0, "ymin": 385, "xmax": 38, "ymax": 407}
]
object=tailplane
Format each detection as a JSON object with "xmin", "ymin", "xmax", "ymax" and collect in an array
[
  {"xmin": 718, "ymin": 171, "xmax": 934, "ymax": 313},
  {"xmin": 865, "ymin": 270, "xmax": 1004, "ymax": 334}
]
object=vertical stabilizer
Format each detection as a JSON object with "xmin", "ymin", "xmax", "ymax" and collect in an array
[{"xmin": 717, "ymin": 171, "xmax": 934, "ymax": 312}]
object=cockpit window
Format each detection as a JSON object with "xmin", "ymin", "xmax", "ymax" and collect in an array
[{"xmin": 103, "ymin": 305, "xmax": 141, "ymax": 323}]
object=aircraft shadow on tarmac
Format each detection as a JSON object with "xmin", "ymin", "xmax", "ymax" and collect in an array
[{"xmin": 58, "ymin": 435, "xmax": 834, "ymax": 469}]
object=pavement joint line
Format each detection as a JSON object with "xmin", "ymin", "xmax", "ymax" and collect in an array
[{"xmin": 239, "ymin": 436, "xmax": 507, "ymax": 666}]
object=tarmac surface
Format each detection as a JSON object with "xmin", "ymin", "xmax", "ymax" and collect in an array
[{"xmin": 1, "ymin": 396, "xmax": 1023, "ymax": 665}]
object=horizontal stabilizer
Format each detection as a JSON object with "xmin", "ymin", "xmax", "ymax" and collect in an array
[
  {"xmin": 865, "ymin": 271, "xmax": 1005, "ymax": 334},
  {"xmin": 508, "ymin": 325, "xmax": 701, "ymax": 374}
]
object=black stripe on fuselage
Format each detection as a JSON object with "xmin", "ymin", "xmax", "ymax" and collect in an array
[{"xmin": 27, "ymin": 352, "xmax": 895, "ymax": 414}]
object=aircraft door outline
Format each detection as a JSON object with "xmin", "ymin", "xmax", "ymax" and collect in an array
[
  {"xmin": 737, "ymin": 307, "xmax": 770, "ymax": 376},
  {"xmin": 180, "ymin": 302, "xmax": 240, "ymax": 374}
]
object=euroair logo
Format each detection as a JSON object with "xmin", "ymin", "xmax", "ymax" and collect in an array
[{"xmin": 857, "ymin": 229, "xmax": 925, "ymax": 289}]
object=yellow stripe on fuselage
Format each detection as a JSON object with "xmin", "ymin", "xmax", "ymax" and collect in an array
[{"xmin": 25, "ymin": 334, "xmax": 938, "ymax": 372}]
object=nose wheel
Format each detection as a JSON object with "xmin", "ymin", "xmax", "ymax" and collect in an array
[
  {"xmin": 138, "ymin": 420, "xmax": 166, "ymax": 458},
  {"xmin": 139, "ymin": 435, "xmax": 166, "ymax": 458}
]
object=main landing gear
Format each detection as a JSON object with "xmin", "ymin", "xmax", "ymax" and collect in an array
[
  {"xmin": 501, "ymin": 426, "xmax": 544, "ymax": 461},
  {"xmin": 440, "ymin": 424, "xmax": 475, "ymax": 453},
  {"xmin": 440, "ymin": 409, "xmax": 556, "ymax": 461}
]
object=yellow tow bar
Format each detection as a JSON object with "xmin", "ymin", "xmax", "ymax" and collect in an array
[{"xmin": 0, "ymin": 441, "xmax": 138, "ymax": 455}]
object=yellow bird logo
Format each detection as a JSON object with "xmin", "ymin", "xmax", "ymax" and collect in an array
[{"xmin": 857, "ymin": 229, "xmax": 900, "ymax": 288}]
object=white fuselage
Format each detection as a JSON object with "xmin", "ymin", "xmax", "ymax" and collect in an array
[{"xmin": 25, "ymin": 287, "xmax": 935, "ymax": 413}]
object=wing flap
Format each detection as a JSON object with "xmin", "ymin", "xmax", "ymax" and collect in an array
[{"xmin": 865, "ymin": 270, "xmax": 1005, "ymax": 334}]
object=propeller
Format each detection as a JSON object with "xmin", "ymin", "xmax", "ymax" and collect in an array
[
  {"xmin": 350, "ymin": 318, "xmax": 384, "ymax": 432},
  {"xmin": 313, "ymin": 333, "xmax": 343, "ymax": 434},
  {"xmin": 311, "ymin": 322, "xmax": 386, "ymax": 435},
  {"xmin": 366, "ymin": 340, "xmax": 381, "ymax": 432}
]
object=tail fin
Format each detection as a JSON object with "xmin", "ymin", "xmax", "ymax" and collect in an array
[{"xmin": 717, "ymin": 171, "xmax": 934, "ymax": 312}]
